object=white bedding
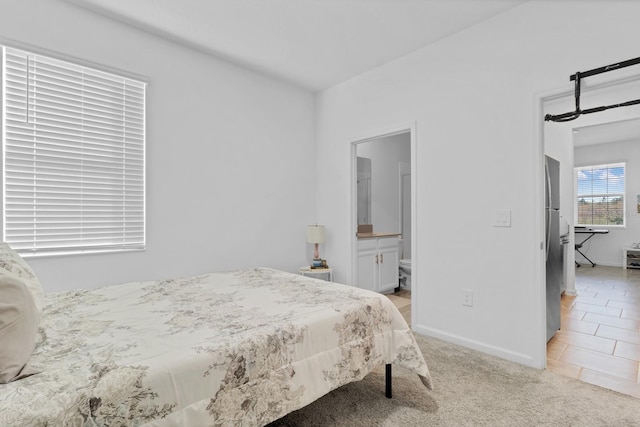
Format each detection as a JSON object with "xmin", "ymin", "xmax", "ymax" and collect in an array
[{"xmin": 0, "ymin": 267, "xmax": 431, "ymax": 426}]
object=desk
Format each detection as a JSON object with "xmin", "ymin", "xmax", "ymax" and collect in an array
[{"xmin": 574, "ymin": 228, "xmax": 609, "ymax": 267}]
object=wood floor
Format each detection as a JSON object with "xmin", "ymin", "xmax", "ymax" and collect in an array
[
  {"xmin": 547, "ymin": 265, "xmax": 640, "ymax": 398},
  {"xmin": 386, "ymin": 288, "xmax": 411, "ymax": 325},
  {"xmin": 387, "ymin": 267, "xmax": 640, "ymax": 399}
]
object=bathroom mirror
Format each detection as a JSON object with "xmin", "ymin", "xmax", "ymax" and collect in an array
[
  {"xmin": 356, "ymin": 133, "xmax": 410, "ymax": 234},
  {"xmin": 357, "ymin": 156, "xmax": 372, "ymax": 225}
]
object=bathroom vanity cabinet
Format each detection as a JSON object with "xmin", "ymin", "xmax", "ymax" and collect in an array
[{"xmin": 357, "ymin": 235, "xmax": 399, "ymax": 293}]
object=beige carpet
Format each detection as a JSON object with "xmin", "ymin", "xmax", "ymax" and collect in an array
[{"xmin": 268, "ymin": 335, "xmax": 639, "ymax": 426}]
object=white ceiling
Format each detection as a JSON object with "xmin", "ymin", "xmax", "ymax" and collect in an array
[
  {"xmin": 64, "ymin": 0, "xmax": 527, "ymax": 91},
  {"xmin": 574, "ymin": 118, "xmax": 640, "ymax": 147}
]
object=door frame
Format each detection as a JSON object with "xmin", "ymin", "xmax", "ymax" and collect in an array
[
  {"xmin": 399, "ymin": 160, "xmax": 411, "ymax": 260},
  {"xmin": 350, "ymin": 122, "xmax": 417, "ymax": 323},
  {"xmin": 535, "ymin": 85, "xmax": 575, "ymax": 368}
]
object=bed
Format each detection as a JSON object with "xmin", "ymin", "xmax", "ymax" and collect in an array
[{"xmin": 0, "ymin": 248, "xmax": 431, "ymax": 426}]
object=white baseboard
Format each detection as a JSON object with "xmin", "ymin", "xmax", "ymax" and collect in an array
[{"xmin": 412, "ymin": 324, "xmax": 541, "ymax": 369}]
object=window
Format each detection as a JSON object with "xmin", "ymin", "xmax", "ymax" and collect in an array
[
  {"xmin": 575, "ymin": 162, "xmax": 625, "ymax": 227},
  {"xmin": 2, "ymin": 46, "xmax": 146, "ymax": 256}
]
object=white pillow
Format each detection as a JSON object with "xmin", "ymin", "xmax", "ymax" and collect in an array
[
  {"xmin": 0, "ymin": 274, "xmax": 40, "ymax": 383},
  {"xmin": 0, "ymin": 242, "xmax": 44, "ymax": 313}
]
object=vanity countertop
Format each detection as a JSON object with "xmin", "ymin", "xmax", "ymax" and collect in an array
[{"xmin": 357, "ymin": 232, "xmax": 401, "ymax": 239}]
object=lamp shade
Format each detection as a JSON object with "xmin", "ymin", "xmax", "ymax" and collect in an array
[{"xmin": 306, "ymin": 225, "xmax": 326, "ymax": 244}]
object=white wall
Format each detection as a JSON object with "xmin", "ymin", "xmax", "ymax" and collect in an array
[
  {"xmin": 0, "ymin": 0, "xmax": 316, "ymax": 291},
  {"xmin": 575, "ymin": 138, "xmax": 640, "ymax": 266},
  {"xmin": 315, "ymin": 1, "xmax": 640, "ymax": 367}
]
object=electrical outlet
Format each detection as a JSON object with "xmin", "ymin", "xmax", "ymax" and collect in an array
[{"xmin": 462, "ymin": 289, "xmax": 473, "ymax": 307}]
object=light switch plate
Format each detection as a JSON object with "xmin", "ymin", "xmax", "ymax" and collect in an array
[
  {"xmin": 462, "ymin": 289, "xmax": 473, "ymax": 307},
  {"xmin": 493, "ymin": 209, "xmax": 511, "ymax": 227}
]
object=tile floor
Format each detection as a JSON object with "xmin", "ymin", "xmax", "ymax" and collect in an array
[
  {"xmin": 387, "ymin": 267, "xmax": 640, "ymax": 399},
  {"xmin": 546, "ymin": 265, "xmax": 640, "ymax": 398}
]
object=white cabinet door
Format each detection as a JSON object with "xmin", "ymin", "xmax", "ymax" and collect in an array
[
  {"xmin": 378, "ymin": 238, "xmax": 399, "ymax": 293},
  {"xmin": 357, "ymin": 240, "xmax": 378, "ymax": 292},
  {"xmin": 357, "ymin": 237, "xmax": 398, "ymax": 293}
]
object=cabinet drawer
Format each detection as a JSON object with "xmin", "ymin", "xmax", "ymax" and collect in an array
[
  {"xmin": 357, "ymin": 238, "xmax": 378, "ymax": 251},
  {"xmin": 377, "ymin": 236, "xmax": 399, "ymax": 249}
]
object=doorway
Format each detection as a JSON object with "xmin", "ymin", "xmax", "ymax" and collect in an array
[
  {"xmin": 351, "ymin": 124, "xmax": 417, "ymax": 323},
  {"xmin": 541, "ymin": 77, "xmax": 640, "ymax": 396}
]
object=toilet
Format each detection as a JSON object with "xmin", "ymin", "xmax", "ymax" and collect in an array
[
  {"xmin": 398, "ymin": 238, "xmax": 411, "ymax": 289},
  {"xmin": 399, "ymin": 259, "xmax": 412, "ymax": 276}
]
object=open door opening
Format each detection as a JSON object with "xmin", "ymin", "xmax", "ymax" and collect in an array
[{"xmin": 350, "ymin": 123, "xmax": 417, "ymax": 326}]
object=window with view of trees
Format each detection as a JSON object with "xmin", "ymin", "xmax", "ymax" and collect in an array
[{"xmin": 575, "ymin": 163, "xmax": 625, "ymax": 227}]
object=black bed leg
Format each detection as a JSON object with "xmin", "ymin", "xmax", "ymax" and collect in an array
[{"xmin": 385, "ymin": 364, "xmax": 392, "ymax": 399}]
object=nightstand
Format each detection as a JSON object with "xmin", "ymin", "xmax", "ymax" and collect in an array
[{"xmin": 298, "ymin": 266, "xmax": 333, "ymax": 282}]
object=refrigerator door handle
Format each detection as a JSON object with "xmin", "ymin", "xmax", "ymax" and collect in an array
[
  {"xmin": 545, "ymin": 209, "xmax": 551, "ymax": 261},
  {"xmin": 545, "ymin": 160, "xmax": 552, "ymax": 209}
]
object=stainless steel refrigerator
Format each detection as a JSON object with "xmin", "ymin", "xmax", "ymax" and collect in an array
[{"xmin": 545, "ymin": 155, "xmax": 563, "ymax": 342}]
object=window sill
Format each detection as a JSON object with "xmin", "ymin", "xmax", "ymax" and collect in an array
[{"xmin": 20, "ymin": 247, "xmax": 145, "ymax": 259}]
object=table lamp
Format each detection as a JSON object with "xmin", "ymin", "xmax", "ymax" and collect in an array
[{"xmin": 307, "ymin": 224, "xmax": 326, "ymax": 267}]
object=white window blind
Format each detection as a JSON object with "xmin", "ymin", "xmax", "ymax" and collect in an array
[
  {"xmin": 575, "ymin": 162, "xmax": 625, "ymax": 227},
  {"xmin": 2, "ymin": 46, "xmax": 146, "ymax": 255}
]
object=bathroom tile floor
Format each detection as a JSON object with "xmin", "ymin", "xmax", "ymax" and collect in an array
[
  {"xmin": 546, "ymin": 265, "xmax": 640, "ymax": 398},
  {"xmin": 387, "ymin": 267, "xmax": 640, "ymax": 399}
]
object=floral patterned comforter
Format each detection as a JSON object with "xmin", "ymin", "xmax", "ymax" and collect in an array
[{"xmin": 0, "ymin": 268, "xmax": 431, "ymax": 426}]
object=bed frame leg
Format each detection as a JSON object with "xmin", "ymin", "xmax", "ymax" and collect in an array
[{"xmin": 385, "ymin": 364, "xmax": 392, "ymax": 398}]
